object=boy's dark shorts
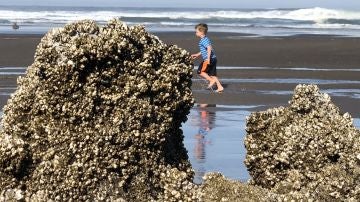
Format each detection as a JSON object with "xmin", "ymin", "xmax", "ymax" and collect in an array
[{"xmin": 197, "ymin": 57, "xmax": 217, "ymax": 76}]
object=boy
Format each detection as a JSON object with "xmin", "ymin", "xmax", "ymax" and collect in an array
[{"xmin": 191, "ymin": 23, "xmax": 224, "ymax": 93}]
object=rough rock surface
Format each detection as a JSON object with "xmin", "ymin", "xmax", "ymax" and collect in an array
[
  {"xmin": 198, "ymin": 173, "xmax": 273, "ymax": 202},
  {"xmin": 0, "ymin": 19, "xmax": 195, "ymax": 201},
  {"xmin": 245, "ymin": 84, "xmax": 360, "ymax": 200}
]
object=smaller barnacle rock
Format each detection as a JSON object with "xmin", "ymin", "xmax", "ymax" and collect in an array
[{"xmin": 245, "ymin": 84, "xmax": 360, "ymax": 200}]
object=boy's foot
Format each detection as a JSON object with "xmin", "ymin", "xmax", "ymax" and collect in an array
[
  {"xmin": 207, "ymin": 81, "xmax": 216, "ymax": 89},
  {"xmin": 216, "ymin": 87, "xmax": 224, "ymax": 93}
]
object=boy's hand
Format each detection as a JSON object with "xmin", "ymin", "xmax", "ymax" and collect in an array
[{"xmin": 191, "ymin": 54, "xmax": 198, "ymax": 59}]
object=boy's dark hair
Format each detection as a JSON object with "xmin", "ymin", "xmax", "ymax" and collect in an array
[{"xmin": 195, "ymin": 23, "xmax": 208, "ymax": 34}]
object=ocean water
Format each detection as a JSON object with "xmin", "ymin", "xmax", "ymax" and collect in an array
[
  {"xmin": 182, "ymin": 104, "xmax": 252, "ymax": 183},
  {"xmin": 1, "ymin": 6, "xmax": 360, "ymax": 36}
]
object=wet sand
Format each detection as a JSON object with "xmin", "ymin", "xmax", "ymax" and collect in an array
[
  {"xmin": 0, "ymin": 32, "xmax": 360, "ymax": 118},
  {"xmin": 1, "ymin": 32, "xmax": 360, "ymax": 68},
  {"xmin": 159, "ymin": 32, "xmax": 360, "ymax": 69},
  {"xmin": 0, "ymin": 34, "xmax": 41, "ymax": 67},
  {"xmin": 162, "ymin": 32, "xmax": 360, "ymax": 117}
]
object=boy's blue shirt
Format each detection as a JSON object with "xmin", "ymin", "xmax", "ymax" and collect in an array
[{"xmin": 198, "ymin": 36, "xmax": 216, "ymax": 60}]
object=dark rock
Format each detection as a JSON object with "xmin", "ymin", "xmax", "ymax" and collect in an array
[
  {"xmin": 245, "ymin": 84, "xmax": 360, "ymax": 200},
  {"xmin": 0, "ymin": 19, "xmax": 195, "ymax": 201}
]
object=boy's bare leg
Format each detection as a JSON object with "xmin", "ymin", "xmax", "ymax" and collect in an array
[
  {"xmin": 210, "ymin": 76, "xmax": 224, "ymax": 92},
  {"xmin": 200, "ymin": 72, "xmax": 215, "ymax": 87}
]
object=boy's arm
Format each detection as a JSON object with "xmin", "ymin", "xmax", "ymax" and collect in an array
[
  {"xmin": 191, "ymin": 52, "xmax": 201, "ymax": 59},
  {"xmin": 206, "ymin": 45, "xmax": 212, "ymax": 63}
]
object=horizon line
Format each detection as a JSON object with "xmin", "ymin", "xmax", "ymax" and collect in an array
[{"xmin": 0, "ymin": 5, "xmax": 357, "ymax": 11}]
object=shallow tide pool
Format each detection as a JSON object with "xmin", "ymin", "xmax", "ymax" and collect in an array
[
  {"xmin": 182, "ymin": 104, "xmax": 253, "ymax": 184},
  {"xmin": 182, "ymin": 104, "xmax": 360, "ymax": 184}
]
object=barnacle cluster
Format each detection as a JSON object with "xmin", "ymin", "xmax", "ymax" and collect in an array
[
  {"xmin": 0, "ymin": 19, "xmax": 195, "ymax": 201},
  {"xmin": 245, "ymin": 84, "xmax": 360, "ymax": 200}
]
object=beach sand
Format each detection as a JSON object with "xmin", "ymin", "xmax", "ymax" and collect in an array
[
  {"xmin": 2, "ymin": 32, "xmax": 360, "ymax": 68},
  {"xmin": 0, "ymin": 32, "xmax": 359, "ymax": 117}
]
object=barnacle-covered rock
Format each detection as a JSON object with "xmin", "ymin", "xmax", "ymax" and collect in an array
[
  {"xmin": 0, "ymin": 19, "xmax": 194, "ymax": 201},
  {"xmin": 158, "ymin": 168, "xmax": 199, "ymax": 201},
  {"xmin": 198, "ymin": 173, "xmax": 274, "ymax": 202},
  {"xmin": 245, "ymin": 84, "xmax": 360, "ymax": 200}
]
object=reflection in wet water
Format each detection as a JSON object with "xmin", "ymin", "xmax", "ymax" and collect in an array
[
  {"xmin": 193, "ymin": 104, "xmax": 216, "ymax": 183},
  {"xmin": 182, "ymin": 104, "xmax": 252, "ymax": 184},
  {"xmin": 182, "ymin": 105, "xmax": 360, "ymax": 184}
]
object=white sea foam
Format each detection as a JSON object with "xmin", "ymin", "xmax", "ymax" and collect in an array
[
  {"xmin": 1, "ymin": 7, "xmax": 360, "ymax": 22},
  {"xmin": 1, "ymin": 7, "xmax": 360, "ymax": 29}
]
